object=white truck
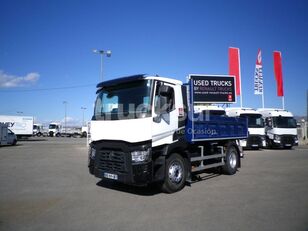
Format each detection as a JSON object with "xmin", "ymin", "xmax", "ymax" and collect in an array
[
  {"xmin": 33, "ymin": 123, "xmax": 44, "ymax": 136},
  {"xmin": 0, "ymin": 123, "xmax": 17, "ymax": 146},
  {"xmin": 226, "ymin": 108, "xmax": 266, "ymax": 149},
  {"xmin": 257, "ymin": 108, "xmax": 298, "ymax": 149},
  {"xmin": 0, "ymin": 115, "xmax": 33, "ymax": 139},
  {"xmin": 88, "ymin": 74, "xmax": 248, "ymax": 193},
  {"xmin": 48, "ymin": 122, "xmax": 62, "ymax": 137}
]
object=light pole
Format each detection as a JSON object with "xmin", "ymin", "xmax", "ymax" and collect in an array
[
  {"xmin": 93, "ymin": 49, "xmax": 111, "ymax": 82},
  {"xmin": 63, "ymin": 101, "xmax": 68, "ymax": 134},
  {"xmin": 81, "ymin": 107, "xmax": 87, "ymax": 126}
]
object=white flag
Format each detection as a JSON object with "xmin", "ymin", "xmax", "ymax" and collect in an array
[{"xmin": 254, "ymin": 49, "xmax": 263, "ymax": 95}]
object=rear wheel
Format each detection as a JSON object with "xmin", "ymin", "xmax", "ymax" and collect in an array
[
  {"xmin": 161, "ymin": 153, "xmax": 187, "ymax": 193},
  {"xmin": 222, "ymin": 145, "xmax": 239, "ymax": 175}
]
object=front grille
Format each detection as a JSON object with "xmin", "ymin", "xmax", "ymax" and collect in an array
[
  {"xmin": 97, "ymin": 149, "xmax": 127, "ymax": 174},
  {"xmin": 281, "ymin": 136, "xmax": 294, "ymax": 145},
  {"xmin": 247, "ymin": 135, "xmax": 262, "ymax": 146}
]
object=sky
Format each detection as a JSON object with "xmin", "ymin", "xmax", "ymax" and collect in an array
[{"xmin": 0, "ymin": 0, "xmax": 308, "ymax": 126}]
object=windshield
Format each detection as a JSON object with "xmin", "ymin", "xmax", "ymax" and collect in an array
[
  {"xmin": 33, "ymin": 125, "xmax": 38, "ymax": 129},
  {"xmin": 94, "ymin": 80, "xmax": 153, "ymax": 120},
  {"xmin": 272, "ymin": 116, "xmax": 297, "ymax": 128},
  {"xmin": 49, "ymin": 124, "xmax": 58, "ymax": 129},
  {"xmin": 240, "ymin": 113, "xmax": 264, "ymax": 128}
]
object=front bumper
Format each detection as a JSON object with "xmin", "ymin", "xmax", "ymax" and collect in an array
[
  {"xmin": 240, "ymin": 135, "xmax": 266, "ymax": 149},
  {"xmin": 272, "ymin": 135, "xmax": 298, "ymax": 148},
  {"xmin": 88, "ymin": 140, "xmax": 153, "ymax": 186}
]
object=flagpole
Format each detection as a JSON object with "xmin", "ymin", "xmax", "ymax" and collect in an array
[
  {"xmin": 282, "ymin": 96, "xmax": 285, "ymax": 110},
  {"xmin": 262, "ymin": 91, "xmax": 265, "ymax": 108}
]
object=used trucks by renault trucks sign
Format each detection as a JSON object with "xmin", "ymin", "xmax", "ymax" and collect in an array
[{"xmin": 189, "ymin": 75, "xmax": 236, "ymax": 103}]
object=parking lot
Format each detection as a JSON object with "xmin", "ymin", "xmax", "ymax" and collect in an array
[{"xmin": 1, "ymin": 138, "xmax": 308, "ymax": 231}]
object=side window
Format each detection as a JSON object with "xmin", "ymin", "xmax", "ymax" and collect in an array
[{"xmin": 154, "ymin": 82, "xmax": 175, "ymax": 114}]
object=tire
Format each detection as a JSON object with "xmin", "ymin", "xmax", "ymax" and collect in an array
[
  {"xmin": 37, "ymin": 132, "xmax": 42, "ymax": 137},
  {"xmin": 12, "ymin": 139, "xmax": 17, "ymax": 146},
  {"xmin": 161, "ymin": 153, "xmax": 187, "ymax": 193},
  {"xmin": 82, "ymin": 132, "xmax": 87, "ymax": 138},
  {"xmin": 222, "ymin": 145, "xmax": 239, "ymax": 175},
  {"xmin": 56, "ymin": 133, "xmax": 60, "ymax": 137}
]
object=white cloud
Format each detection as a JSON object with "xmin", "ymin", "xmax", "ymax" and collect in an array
[
  {"xmin": 61, "ymin": 116, "xmax": 81, "ymax": 126},
  {"xmin": 0, "ymin": 70, "xmax": 40, "ymax": 88}
]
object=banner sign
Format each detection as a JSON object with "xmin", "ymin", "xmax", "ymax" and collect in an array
[
  {"xmin": 254, "ymin": 49, "xmax": 263, "ymax": 95},
  {"xmin": 229, "ymin": 47, "xmax": 241, "ymax": 96},
  {"xmin": 190, "ymin": 75, "xmax": 236, "ymax": 103},
  {"xmin": 273, "ymin": 51, "xmax": 284, "ymax": 97}
]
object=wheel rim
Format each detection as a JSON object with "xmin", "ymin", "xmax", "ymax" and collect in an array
[
  {"xmin": 229, "ymin": 151, "xmax": 237, "ymax": 169},
  {"xmin": 168, "ymin": 161, "xmax": 183, "ymax": 184}
]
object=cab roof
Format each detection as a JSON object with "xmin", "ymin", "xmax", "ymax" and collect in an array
[{"xmin": 96, "ymin": 74, "xmax": 182, "ymax": 89}]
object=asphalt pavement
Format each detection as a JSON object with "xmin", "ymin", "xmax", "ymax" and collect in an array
[{"xmin": 1, "ymin": 138, "xmax": 308, "ymax": 231}]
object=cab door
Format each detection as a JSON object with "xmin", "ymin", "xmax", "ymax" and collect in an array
[{"xmin": 152, "ymin": 81, "xmax": 179, "ymax": 147}]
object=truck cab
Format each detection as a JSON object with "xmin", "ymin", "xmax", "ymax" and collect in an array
[
  {"xmin": 48, "ymin": 122, "xmax": 62, "ymax": 137},
  {"xmin": 33, "ymin": 124, "xmax": 44, "ymax": 136},
  {"xmin": 226, "ymin": 108, "xmax": 266, "ymax": 149},
  {"xmin": 257, "ymin": 108, "xmax": 298, "ymax": 148}
]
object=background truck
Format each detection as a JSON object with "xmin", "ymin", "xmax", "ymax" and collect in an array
[
  {"xmin": 88, "ymin": 74, "xmax": 248, "ymax": 193},
  {"xmin": 33, "ymin": 123, "xmax": 44, "ymax": 136},
  {"xmin": 48, "ymin": 122, "xmax": 62, "ymax": 137},
  {"xmin": 81, "ymin": 126, "xmax": 88, "ymax": 138},
  {"xmin": 0, "ymin": 115, "xmax": 33, "ymax": 139},
  {"xmin": 60, "ymin": 127, "xmax": 83, "ymax": 137},
  {"xmin": 0, "ymin": 123, "xmax": 17, "ymax": 146},
  {"xmin": 226, "ymin": 107, "xmax": 266, "ymax": 149},
  {"xmin": 257, "ymin": 108, "xmax": 298, "ymax": 148}
]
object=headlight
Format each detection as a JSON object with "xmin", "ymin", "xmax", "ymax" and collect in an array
[
  {"xmin": 294, "ymin": 136, "xmax": 298, "ymax": 141},
  {"xmin": 274, "ymin": 134, "xmax": 281, "ymax": 141},
  {"xmin": 131, "ymin": 149, "xmax": 150, "ymax": 162},
  {"xmin": 89, "ymin": 147, "xmax": 96, "ymax": 159}
]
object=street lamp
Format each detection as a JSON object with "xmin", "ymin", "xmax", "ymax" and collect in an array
[
  {"xmin": 93, "ymin": 49, "xmax": 111, "ymax": 82},
  {"xmin": 81, "ymin": 107, "xmax": 87, "ymax": 126},
  {"xmin": 63, "ymin": 101, "xmax": 68, "ymax": 134}
]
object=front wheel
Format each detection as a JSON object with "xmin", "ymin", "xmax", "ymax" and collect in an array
[
  {"xmin": 161, "ymin": 153, "xmax": 187, "ymax": 193},
  {"xmin": 222, "ymin": 145, "xmax": 239, "ymax": 175}
]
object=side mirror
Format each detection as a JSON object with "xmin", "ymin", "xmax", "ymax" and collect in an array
[{"xmin": 266, "ymin": 118, "xmax": 272, "ymax": 127}]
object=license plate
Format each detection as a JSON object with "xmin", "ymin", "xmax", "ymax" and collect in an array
[
  {"xmin": 104, "ymin": 173, "xmax": 118, "ymax": 180},
  {"xmin": 285, "ymin": 144, "xmax": 291, "ymax": 146}
]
